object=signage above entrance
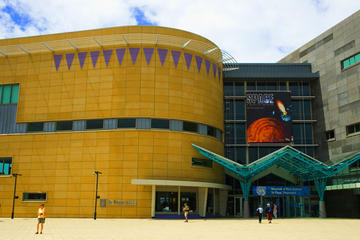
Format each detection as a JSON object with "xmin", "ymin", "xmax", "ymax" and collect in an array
[{"xmin": 252, "ymin": 186, "xmax": 310, "ymax": 196}]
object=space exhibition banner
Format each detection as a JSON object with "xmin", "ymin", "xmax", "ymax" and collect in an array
[{"xmin": 246, "ymin": 91, "xmax": 292, "ymax": 143}]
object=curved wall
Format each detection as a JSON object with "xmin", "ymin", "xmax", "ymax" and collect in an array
[{"xmin": 0, "ymin": 26, "xmax": 225, "ymax": 218}]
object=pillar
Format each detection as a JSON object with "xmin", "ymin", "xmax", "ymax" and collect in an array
[
  {"xmin": 178, "ymin": 186, "xmax": 181, "ymax": 215},
  {"xmin": 219, "ymin": 189, "xmax": 228, "ymax": 217},
  {"xmin": 213, "ymin": 188, "xmax": 216, "ymax": 215},
  {"xmin": 240, "ymin": 181, "xmax": 252, "ymax": 218},
  {"xmin": 151, "ymin": 185, "xmax": 156, "ymax": 217},
  {"xmin": 314, "ymin": 178, "xmax": 327, "ymax": 218},
  {"xmin": 198, "ymin": 187, "xmax": 208, "ymax": 217}
]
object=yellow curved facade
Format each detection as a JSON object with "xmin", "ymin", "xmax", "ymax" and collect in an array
[{"xmin": 0, "ymin": 26, "xmax": 226, "ymax": 218}]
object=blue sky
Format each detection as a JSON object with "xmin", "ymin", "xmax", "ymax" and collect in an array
[{"xmin": 0, "ymin": 0, "xmax": 359, "ymax": 62}]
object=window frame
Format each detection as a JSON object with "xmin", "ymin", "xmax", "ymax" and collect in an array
[
  {"xmin": 0, "ymin": 157, "xmax": 12, "ymax": 176},
  {"xmin": 22, "ymin": 192, "xmax": 47, "ymax": 202},
  {"xmin": 326, "ymin": 129, "xmax": 335, "ymax": 141},
  {"xmin": 346, "ymin": 122, "xmax": 360, "ymax": 136},
  {"xmin": 191, "ymin": 158, "xmax": 213, "ymax": 168},
  {"xmin": 341, "ymin": 52, "xmax": 360, "ymax": 71}
]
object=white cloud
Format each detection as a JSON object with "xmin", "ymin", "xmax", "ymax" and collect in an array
[{"xmin": 0, "ymin": 0, "xmax": 359, "ymax": 62}]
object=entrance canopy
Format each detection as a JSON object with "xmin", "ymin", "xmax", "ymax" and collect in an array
[{"xmin": 192, "ymin": 144, "xmax": 360, "ymax": 182}]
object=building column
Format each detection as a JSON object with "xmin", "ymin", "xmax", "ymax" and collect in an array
[
  {"xmin": 151, "ymin": 185, "xmax": 156, "ymax": 217},
  {"xmin": 314, "ymin": 178, "xmax": 327, "ymax": 218},
  {"xmin": 240, "ymin": 181, "xmax": 252, "ymax": 218},
  {"xmin": 178, "ymin": 186, "xmax": 181, "ymax": 215},
  {"xmin": 213, "ymin": 188, "xmax": 216, "ymax": 215},
  {"xmin": 198, "ymin": 187, "xmax": 208, "ymax": 217},
  {"xmin": 219, "ymin": 189, "xmax": 228, "ymax": 216}
]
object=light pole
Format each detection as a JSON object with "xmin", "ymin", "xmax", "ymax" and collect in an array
[
  {"xmin": 11, "ymin": 173, "xmax": 22, "ymax": 219},
  {"xmin": 93, "ymin": 171, "xmax": 102, "ymax": 220}
]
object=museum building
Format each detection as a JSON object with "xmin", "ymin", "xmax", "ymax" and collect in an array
[{"xmin": 0, "ymin": 11, "xmax": 360, "ymax": 218}]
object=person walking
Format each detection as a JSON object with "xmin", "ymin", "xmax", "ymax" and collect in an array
[
  {"xmin": 183, "ymin": 202, "xmax": 190, "ymax": 222},
  {"xmin": 35, "ymin": 204, "xmax": 46, "ymax": 234},
  {"xmin": 256, "ymin": 205, "xmax": 263, "ymax": 223},
  {"xmin": 273, "ymin": 203, "xmax": 278, "ymax": 218},
  {"xmin": 265, "ymin": 203, "xmax": 272, "ymax": 223}
]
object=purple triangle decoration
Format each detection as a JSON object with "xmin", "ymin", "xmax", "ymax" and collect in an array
[
  {"xmin": 205, "ymin": 59, "xmax": 210, "ymax": 75},
  {"xmin": 218, "ymin": 66, "xmax": 221, "ymax": 81},
  {"xmin": 129, "ymin": 48, "xmax": 140, "ymax": 65},
  {"xmin": 184, "ymin": 53, "xmax": 193, "ymax": 70},
  {"xmin": 143, "ymin": 48, "xmax": 154, "ymax": 65},
  {"xmin": 157, "ymin": 48, "xmax": 168, "ymax": 66},
  {"xmin": 53, "ymin": 54, "xmax": 62, "ymax": 71},
  {"xmin": 115, "ymin": 48, "xmax": 126, "ymax": 65},
  {"xmin": 212, "ymin": 63, "xmax": 217, "ymax": 78},
  {"xmin": 65, "ymin": 53, "xmax": 75, "ymax": 70},
  {"xmin": 195, "ymin": 56, "xmax": 203, "ymax": 72},
  {"xmin": 90, "ymin": 51, "xmax": 100, "ymax": 68},
  {"xmin": 171, "ymin": 50, "xmax": 181, "ymax": 68},
  {"xmin": 78, "ymin": 52, "xmax": 87, "ymax": 69},
  {"xmin": 103, "ymin": 49, "xmax": 113, "ymax": 67}
]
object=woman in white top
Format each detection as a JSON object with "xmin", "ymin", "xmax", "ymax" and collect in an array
[{"xmin": 36, "ymin": 204, "xmax": 46, "ymax": 234}]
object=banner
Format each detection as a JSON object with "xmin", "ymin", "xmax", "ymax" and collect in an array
[
  {"xmin": 252, "ymin": 186, "xmax": 310, "ymax": 196},
  {"xmin": 246, "ymin": 91, "xmax": 292, "ymax": 143}
]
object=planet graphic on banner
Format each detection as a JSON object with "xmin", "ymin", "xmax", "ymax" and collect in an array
[{"xmin": 247, "ymin": 118, "xmax": 288, "ymax": 143}]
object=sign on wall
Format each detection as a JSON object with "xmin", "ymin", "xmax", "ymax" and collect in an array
[
  {"xmin": 246, "ymin": 91, "xmax": 292, "ymax": 143},
  {"xmin": 252, "ymin": 186, "xmax": 310, "ymax": 196}
]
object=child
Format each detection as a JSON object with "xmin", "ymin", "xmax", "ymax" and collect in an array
[
  {"xmin": 183, "ymin": 203, "xmax": 190, "ymax": 222},
  {"xmin": 35, "ymin": 204, "xmax": 46, "ymax": 234}
]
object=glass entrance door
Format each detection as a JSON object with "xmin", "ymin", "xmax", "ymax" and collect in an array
[{"xmin": 234, "ymin": 197, "xmax": 243, "ymax": 217}]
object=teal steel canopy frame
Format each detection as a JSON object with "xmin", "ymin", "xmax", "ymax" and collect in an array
[{"xmin": 192, "ymin": 144, "xmax": 360, "ymax": 200}]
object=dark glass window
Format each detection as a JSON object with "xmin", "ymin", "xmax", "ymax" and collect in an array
[
  {"xmin": 346, "ymin": 122, "xmax": 360, "ymax": 135},
  {"xmin": 86, "ymin": 119, "xmax": 103, "ymax": 130},
  {"xmin": 56, "ymin": 121, "xmax": 73, "ymax": 131},
  {"xmin": 225, "ymin": 147, "xmax": 246, "ymax": 164},
  {"xmin": 207, "ymin": 126, "xmax": 216, "ymax": 137},
  {"xmin": 292, "ymin": 123, "xmax": 313, "ymax": 144},
  {"xmin": 180, "ymin": 192, "xmax": 196, "ymax": 211},
  {"xmin": 246, "ymin": 82, "xmax": 255, "ymax": 91},
  {"xmin": 27, "ymin": 122, "xmax": 44, "ymax": 132},
  {"xmin": 224, "ymin": 100, "xmax": 245, "ymax": 120},
  {"xmin": 224, "ymin": 82, "xmax": 234, "ymax": 96},
  {"xmin": 279, "ymin": 82, "xmax": 287, "ymax": 90},
  {"xmin": 234, "ymin": 82, "xmax": 244, "ymax": 96},
  {"xmin": 0, "ymin": 158, "xmax": 12, "ymax": 175},
  {"xmin": 192, "ymin": 158, "xmax": 212, "ymax": 168},
  {"xmin": 151, "ymin": 119, "xmax": 170, "ymax": 129},
  {"xmin": 225, "ymin": 123, "xmax": 245, "ymax": 144},
  {"xmin": 290, "ymin": 82, "xmax": 310, "ymax": 96},
  {"xmin": 326, "ymin": 130, "xmax": 335, "ymax": 140},
  {"xmin": 257, "ymin": 82, "xmax": 266, "ymax": 90},
  {"xmin": 118, "ymin": 118, "xmax": 136, "ymax": 128},
  {"xmin": 156, "ymin": 192, "xmax": 178, "ymax": 212},
  {"xmin": 292, "ymin": 100, "xmax": 311, "ymax": 120},
  {"xmin": 22, "ymin": 193, "xmax": 47, "ymax": 201},
  {"xmin": 183, "ymin": 121, "xmax": 198, "ymax": 133}
]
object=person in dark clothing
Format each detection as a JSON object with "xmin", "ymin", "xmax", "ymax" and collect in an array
[
  {"xmin": 256, "ymin": 205, "xmax": 263, "ymax": 223},
  {"xmin": 265, "ymin": 203, "xmax": 272, "ymax": 223}
]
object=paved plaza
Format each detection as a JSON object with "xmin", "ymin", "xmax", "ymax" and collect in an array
[{"xmin": 0, "ymin": 218, "xmax": 360, "ymax": 240}]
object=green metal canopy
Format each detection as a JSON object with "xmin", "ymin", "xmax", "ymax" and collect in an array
[{"xmin": 192, "ymin": 144, "xmax": 360, "ymax": 182}]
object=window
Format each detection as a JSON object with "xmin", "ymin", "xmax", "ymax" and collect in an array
[
  {"xmin": 225, "ymin": 123, "xmax": 245, "ymax": 144},
  {"xmin": 225, "ymin": 147, "xmax": 246, "ymax": 164},
  {"xmin": 234, "ymin": 82, "xmax": 244, "ymax": 96},
  {"xmin": 292, "ymin": 123, "xmax": 313, "ymax": 144},
  {"xmin": 192, "ymin": 158, "xmax": 212, "ymax": 168},
  {"xmin": 326, "ymin": 130, "xmax": 335, "ymax": 141},
  {"xmin": 27, "ymin": 122, "xmax": 44, "ymax": 132},
  {"xmin": 156, "ymin": 192, "xmax": 178, "ymax": 212},
  {"xmin": 56, "ymin": 121, "xmax": 73, "ymax": 131},
  {"xmin": 151, "ymin": 119, "xmax": 169, "ymax": 129},
  {"xmin": 290, "ymin": 82, "xmax": 310, "ymax": 96},
  {"xmin": 22, "ymin": 193, "xmax": 47, "ymax": 202},
  {"xmin": 224, "ymin": 82, "xmax": 234, "ymax": 96},
  {"xmin": 346, "ymin": 122, "xmax": 360, "ymax": 136},
  {"xmin": 224, "ymin": 100, "xmax": 245, "ymax": 120},
  {"xmin": 86, "ymin": 119, "xmax": 103, "ymax": 130},
  {"xmin": 0, "ymin": 158, "xmax": 12, "ymax": 175},
  {"xmin": 292, "ymin": 100, "xmax": 311, "ymax": 120},
  {"xmin": 0, "ymin": 84, "xmax": 19, "ymax": 104},
  {"xmin": 183, "ymin": 121, "xmax": 198, "ymax": 133},
  {"xmin": 342, "ymin": 53, "xmax": 360, "ymax": 70},
  {"xmin": 294, "ymin": 147, "xmax": 314, "ymax": 157},
  {"xmin": 207, "ymin": 126, "xmax": 216, "ymax": 137},
  {"xmin": 118, "ymin": 118, "xmax": 136, "ymax": 128}
]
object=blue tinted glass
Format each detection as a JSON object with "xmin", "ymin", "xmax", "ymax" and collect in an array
[
  {"xmin": 234, "ymin": 100, "xmax": 245, "ymax": 120},
  {"xmin": 11, "ymin": 85, "xmax": 19, "ymax": 104},
  {"xmin": 349, "ymin": 57, "xmax": 355, "ymax": 65},
  {"xmin": 2, "ymin": 85, "xmax": 11, "ymax": 104},
  {"xmin": 0, "ymin": 86, "xmax": 2, "ymax": 103},
  {"xmin": 224, "ymin": 83, "xmax": 233, "ymax": 96},
  {"xmin": 4, "ymin": 164, "xmax": 9, "ymax": 175},
  {"xmin": 0, "ymin": 162, "xmax": 3, "ymax": 174},
  {"xmin": 355, "ymin": 54, "xmax": 360, "ymax": 63},
  {"xmin": 343, "ymin": 59, "xmax": 350, "ymax": 68},
  {"xmin": 234, "ymin": 83, "xmax": 244, "ymax": 96}
]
